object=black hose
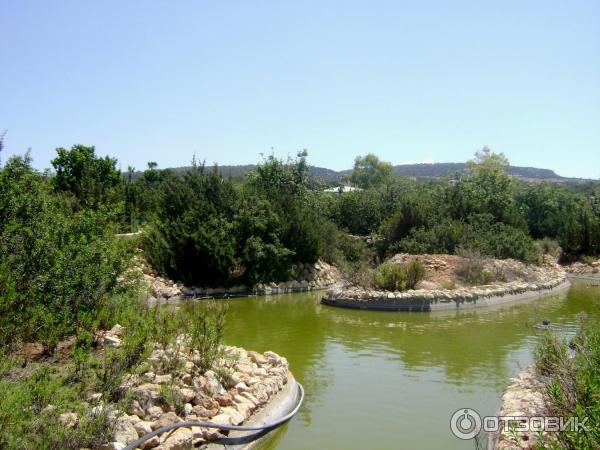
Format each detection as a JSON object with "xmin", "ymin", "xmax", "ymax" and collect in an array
[{"xmin": 123, "ymin": 382, "xmax": 304, "ymax": 450}]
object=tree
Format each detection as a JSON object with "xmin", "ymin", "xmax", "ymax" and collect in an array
[
  {"xmin": 0, "ymin": 130, "xmax": 6, "ymax": 166},
  {"xmin": 51, "ymin": 144, "xmax": 122, "ymax": 207},
  {"xmin": 332, "ymin": 189, "xmax": 384, "ymax": 235},
  {"xmin": 442, "ymin": 147, "xmax": 524, "ymax": 228},
  {"xmin": 0, "ymin": 153, "xmax": 127, "ymax": 348},
  {"xmin": 248, "ymin": 150, "xmax": 310, "ymax": 203},
  {"xmin": 349, "ymin": 153, "xmax": 393, "ymax": 189}
]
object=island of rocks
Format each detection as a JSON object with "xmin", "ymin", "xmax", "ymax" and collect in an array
[{"xmin": 322, "ymin": 254, "xmax": 569, "ymax": 311}]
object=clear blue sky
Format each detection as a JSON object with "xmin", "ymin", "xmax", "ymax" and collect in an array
[{"xmin": 1, "ymin": 1, "xmax": 599, "ymax": 177}]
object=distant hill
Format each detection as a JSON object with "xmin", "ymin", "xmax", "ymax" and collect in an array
[
  {"xmin": 132, "ymin": 162, "xmax": 592, "ymax": 184},
  {"xmin": 390, "ymin": 163, "xmax": 562, "ymax": 181}
]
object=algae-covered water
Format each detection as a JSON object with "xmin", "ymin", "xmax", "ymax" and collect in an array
[{"xmin": 210, "ymin": 281, "xmax": 600, "ymax": 449}]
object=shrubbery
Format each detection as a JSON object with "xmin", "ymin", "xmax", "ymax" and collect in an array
[
  {"xmin": 329, "ymin": 189, "xmax": 384, "ymax": 236},
  {"xmin": 454, "ymin": 249, "xmax": 496, "ymax": 285},
  {"xmin": 0, "ymin": 296, "xmax": 228, "ymax": 449},
  {"xmin": 396, "ymin": 214, "xmax": 540, "ymax": 264},
  {"xmin": 371, "ymin": 260, "xmax": 425, "ymax": 291},
  {"xmin": 536, "ymin": 238, "xmax": 562, "ymax": 258},
  {"xmin": 534, "ymin": 317, "xmax": 600, "ymax": 449},
  {"xmin": 144, "ymin": 153, "xmax": 334, "ymax": 287},
  {"xmin": 0, "ymin": 153, "xmax": 131, "ymax": 349}
]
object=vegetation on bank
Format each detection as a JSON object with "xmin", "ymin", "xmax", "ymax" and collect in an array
[
  {"xmin": 2, "ymin": 137, "xmax": 600, "ymax": 299},
  {"xmin": 0, "ymin": 137, "xmax": 230, "ymax": 448},
  {"xmin": 534, "ymin": 317, "xmax": 600, "ymax": 449},
  {"xmin": 1, "ymin": 129, "xmax": 599, "ymax": 447},
  {"xmin": 371, "ymin": 260, "xmax": 425, "ymax": 291},
  {"xmin": 1, "ymin": 137, "xmax": 599, "ymax": 329},
  {"xmin": 0, "ymin": 298, "xmax": 228, "ymax": 449}
]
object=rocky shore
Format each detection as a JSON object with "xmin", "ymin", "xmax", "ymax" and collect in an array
[
  {"xmin": 142, "ymin": 260, "xmax": 341, "ymax": 306},
  {"xmin": 489, "ymin": 365, "xmax": 552, "ymax": 450},
  {"xmin": 63, "ymin": 326, "xmax": 294, "ymax": 450},
  {"xmin": 322, "ymin": 256, "xmax": 568, "ymax": 311},
  {"xmin": 565, "ymin": 258, "xmax": 600, "ymax": 276}
]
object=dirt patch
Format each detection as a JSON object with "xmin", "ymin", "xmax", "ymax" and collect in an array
[{"xmin": 388, "ymin": 253, "xmax": 555, "ymax": 289}]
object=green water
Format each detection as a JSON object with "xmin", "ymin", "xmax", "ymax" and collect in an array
[{"xmin": 214, "ymin": 281, "xmax": 600, "ymax": 449}]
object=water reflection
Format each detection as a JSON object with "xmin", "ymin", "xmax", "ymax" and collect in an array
[{"xmin": 185, "ymin": 280, "xmax": 600, "ymax": 449}]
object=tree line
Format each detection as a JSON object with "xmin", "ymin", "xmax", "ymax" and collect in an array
[{"xmin": 1, "ymin": 141, "xmax": 599, "ymax": 346}]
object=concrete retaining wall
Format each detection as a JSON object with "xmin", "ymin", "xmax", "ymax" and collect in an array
[{"xmin": 321, "ymin": 278, "xmax": 570, "ymax": 312}]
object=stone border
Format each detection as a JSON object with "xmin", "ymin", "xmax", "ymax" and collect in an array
[
  {"xmin": 566, "ymin": 273, "xmax": 600, "ymax": 284},
  {"xmin": 149, "ymin": 283, "xmax": 339, "ymax": 307},
  {"xmin": 205, "ymin": 373, "xmax": 301, "ymax": 449},
  {"xmin": 321, "ymin": 278, "xmax": 570, "ymax": 312},
  {"xmin": 144, "ymin": 260, "xmax": 342, "ymax": 306},
  {"xmin": 487, "ymin": 365, "xmax": 551, "ymax": 450},
  {"xmin": 85, "ymin": 340, "xmax": 297, "ymax": 449}
]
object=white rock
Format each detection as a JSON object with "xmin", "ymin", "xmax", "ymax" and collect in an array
[
  {"xmin": 109, "ymin": 324, "xmax": 124, "ymax": 337},
  {"xmin": 104, "ymin": 335, "xmax": 122, "ymax": 347},
  {"xmin": 159, "ymin": 427, "xmax": 192, "ymax": 450},
  {"xmin": 113, "ymin": 415, "xmax": 139, "ymax": 444},
  {"xmin": 210, "ymin": 413, "xmax": 231, "ymax": 427},
  {"xmin": 145, "ymin": 405, "xmax": 164, "ymax": 421},
  {"xmin": 133, "ymin": 420, "xmax": 153, "ymax": 436},
  {"xmin": 220, "ymin": 406, "xmax": 244, "ymax": 425}
]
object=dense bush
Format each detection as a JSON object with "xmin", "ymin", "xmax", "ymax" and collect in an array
[
  {"xmin": 0, "ymin": 154, "xmax": 130, "ymax": 349},
  {"xmin": 536, "ymin": 238, "xmax": 562, "ymax": 258},
  {"xmin": 144, "ymin": 153, "xmax": 333, "ymax": 287},
  {"xmin": 396, "ymin": 214, "xmax": 540, "ymax": 263},
  {"xmin": 460, "ymin": 215, "xmax": 540, "ymax": 263},
  {"xmin": 372, "ymin": 260, "xmax": 425, "ymax": 291},
  {"xmin": 51, "ymin": 144, "xmax": 123, "ymax": 209},
  {"xmin": 329, "ymin": 189, "xmax": 384, "ymax": 235},
  {"xmin": 518, "ymin": 183, "xmax": 600, "ymax": 261},
  {"xmin": 379, "ymin": 194, "xmax": 432, "ymax": 243}
]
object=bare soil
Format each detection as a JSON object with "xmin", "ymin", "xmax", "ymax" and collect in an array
[{"xmin": 388, "ymin": 253, "xmax": 555, "ymax": 290}]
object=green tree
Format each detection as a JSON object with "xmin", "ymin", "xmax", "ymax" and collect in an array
[
  {"xmin": 349, "ymin": 153, "xmax": 393, "ymax": 189},
  {"xmin": 0, "ymin": 153, "xmax": 128, "ymax": 348},
  {"xmin": 144, "ymin": 162, "xmax": 239, "ymax": 286},
  {"xmin": 0, "ymin": 130, "xmax": 5, "ymax": 165},
  {"xmin": 442, "ymin": 147, "xmax": 524, "ymax": 228},
  {"xmin": 51, "ymin": 144, "xmax": 122, "ymax": 207},
  {"xmin": 331, "ymin": 189, "xmax": 384, "ymax": 235},
  {"xmin": 249, "ymin": 150, "xmax": 328, "ymax": 263}
]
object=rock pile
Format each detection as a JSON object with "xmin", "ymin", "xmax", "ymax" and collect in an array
[
  {"xmin": 491, "ymin": 365, "xmax": 554, "ymax": 449},
  {"xmin": 566, "ymin": 259, "xmax": 600, "ymax": 275},
  {"xmin": 389, "ymin": 253, "xmax": 452, "ymax": 272},
  {"xmin": 61, "ymin": 338, "xmax": 291, "ymax": 450}
]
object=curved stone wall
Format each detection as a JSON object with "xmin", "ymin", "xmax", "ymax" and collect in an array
[{"xmin": 322, "ymin": 276, "xmax": 569, "ymax": 312}]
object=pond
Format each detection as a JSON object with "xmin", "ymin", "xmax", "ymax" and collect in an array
[{"xmin": 211, "ymin": 281, "xmax": 600, "ymax": 449}]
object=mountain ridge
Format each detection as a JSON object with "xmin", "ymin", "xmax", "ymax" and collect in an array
[{"xmin": 148, "ymin": 162, "xmax": 594, "ymax": 184}]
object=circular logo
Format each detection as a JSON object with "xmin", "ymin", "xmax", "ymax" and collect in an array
[{"xmin": 450, "ymin": 408, "xmax": 482, "ymax": 440}]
